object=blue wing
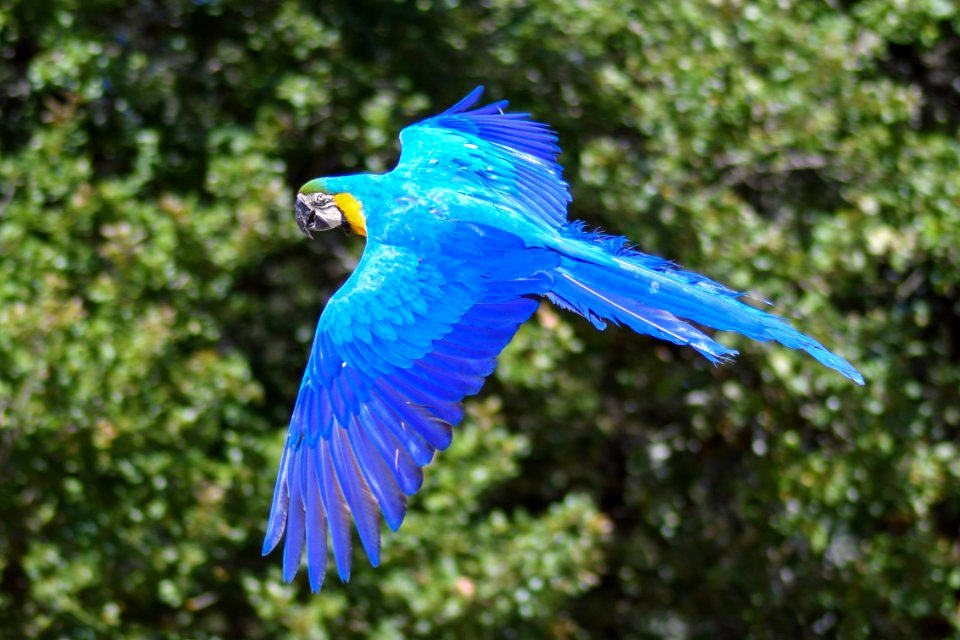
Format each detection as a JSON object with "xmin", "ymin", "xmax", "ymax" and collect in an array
[
  {"xmin": 262, "ymin": 219, "xmax": 560, "ymax": 591},
  {"xmin": 395, "ymin": 86, "xmax": 571, "ymax": 231}
]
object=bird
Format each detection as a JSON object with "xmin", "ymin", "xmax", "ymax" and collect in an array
[{"xmin": 262, "ymin": 86, "xmax": 864, "ymax": 592}]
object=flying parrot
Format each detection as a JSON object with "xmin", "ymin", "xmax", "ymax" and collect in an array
[{"xmin": 262, "ymin": 87, "xmax": 864, "ymax": 591}]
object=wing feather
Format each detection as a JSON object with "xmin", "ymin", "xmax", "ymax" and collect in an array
[
  {"xmin": 317, "ymin": 440, "xmax": 353, "ymax": 582},
  {"xmin": 346, "ymin": 420, "xmax": 408, "ymax": 531},
  {"xmin": 303, "ymin": 450, "xmax": 327, "ymax": 592},
  {"xmin": 367, "ymin": 392, "xmax": 436, "ymax": 467},
  {"xmin": 282, "ymin": 451, "xmax": 306, "ymax": 582},
  {"xmin": 395, "ymin": 86, "xmax": 571, "ymax": 231},
  {"xmin": 357, "ymin": 403, "xmax": 424, "ymax": 496},
  {"xmin": 329, "ymin": 425, "xmax": 381, "ymax": 565},
  {"xmin": 263, "ymin": 221, "xmax": 561, "ymax": 591}
]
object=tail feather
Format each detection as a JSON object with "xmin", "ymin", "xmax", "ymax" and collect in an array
[
  {"xmin": 547, "ymin": 273, "xmax": 739, "ymax": 365},
  {"xmin": 549, "ymin": 226, "xmax": 865, "ymax": 385}
]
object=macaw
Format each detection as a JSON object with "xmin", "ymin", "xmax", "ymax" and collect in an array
[{"xmin": 263, "ymin": 87, "xmax": 864, "ymax": 591}]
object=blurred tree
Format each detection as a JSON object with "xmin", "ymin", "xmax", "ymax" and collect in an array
[{"xmin": 0, "ymin": 0, "xmax": 958, "ymax": 638}]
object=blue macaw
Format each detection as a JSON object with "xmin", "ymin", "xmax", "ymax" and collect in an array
[{"xmin": 263, "ymin": 87, "xmax": 863, "ymax": 591}]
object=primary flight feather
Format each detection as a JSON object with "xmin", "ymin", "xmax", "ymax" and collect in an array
[{"xmin": 263, "ymin": 87, "xmax": 864, "ymax": 591}]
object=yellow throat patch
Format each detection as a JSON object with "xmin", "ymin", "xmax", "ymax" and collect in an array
[{"xmin": 334, "ymin": 193, "xmax": 366, "ymax": 237}]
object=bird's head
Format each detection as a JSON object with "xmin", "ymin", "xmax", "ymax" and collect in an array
[{"xmin": 296, "ymin": 179, "xmax": 367, "ymax": 238}]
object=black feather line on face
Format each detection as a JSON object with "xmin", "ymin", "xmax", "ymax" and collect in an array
[{"xmin": 296, "ymin": 192, "xmax": 345, "ymax": 237}]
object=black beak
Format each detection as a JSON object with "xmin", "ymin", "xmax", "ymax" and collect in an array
[{"xmin": 296, "ymin": 192, "xmax": 345, "ymax": 238}]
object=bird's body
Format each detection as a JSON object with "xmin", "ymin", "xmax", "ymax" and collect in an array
[{"xmin": 265, "ymin": 88, "xmax": 863, "ymax": 591}]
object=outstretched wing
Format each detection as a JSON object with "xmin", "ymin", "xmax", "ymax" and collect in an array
[
  {"xmin": 262, "ymin": 220, "xmax": 560, "ymax": 591},
  {"xmin": 395, "ymin": 86, "xmax": 571, "ymax": 231}
]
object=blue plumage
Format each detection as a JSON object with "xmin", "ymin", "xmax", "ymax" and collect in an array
[{"xmin": 264, "ymin": 87, "xmax": 865, "ymax": 591}]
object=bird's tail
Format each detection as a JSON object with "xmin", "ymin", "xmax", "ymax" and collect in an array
[{"xmin": 547, "ymin": 223, "xmax": 864, "ymax": 384}]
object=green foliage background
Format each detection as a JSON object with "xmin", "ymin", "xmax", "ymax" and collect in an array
[{"xmin": 2, "ymin": 0, "xmax": 959, "ymax": 637}]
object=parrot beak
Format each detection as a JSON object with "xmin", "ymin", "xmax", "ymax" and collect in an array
[{"xmin": 296, "ymin": 192, "xmax": 346, "ymax": 238}]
